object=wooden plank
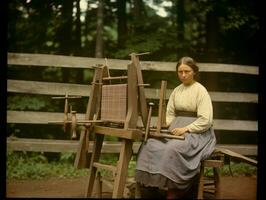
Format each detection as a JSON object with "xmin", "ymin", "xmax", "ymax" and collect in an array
[
  {"xmin": 131, "ymin": 54, "xmax": 148, "ymax": 127},
  {"xmin": 146, "ymin": 116, "xmax": 258, "ymax": 131},
  {"xmin": 7, "ymin": 111, "xmax": 258, "ymax": 131},
  {"xmin": 93, "ymin": 162, "xmax": 117, "ymax": 173},
  {"xmin": 215, "ymin": 144, "xmax": 258, "ymax": 156},
  {"xmin": 8, "ymin": 53, "xmax": 259, "ymax": 75},
  {"xmin": 156, "ymin": 80, "xmax": 167, "ymax": 133},
  {"xmin": 7, "ymin": 52, "xmax": 127, "ymax": 70},
  {"xmin": 7, "ymin": 79, "xmax": 91, "ymax": 97},
  {"xmin": 7, "ymin": 80, "xmax": 258, "ymax": 103},
  {"xmin": 203, "ymin": 160, "xmax": 224, "ymax": 167},
  {"xmin": 212, "ymin": 119, "xmax": 258, "ymax": 131},
  {"xmin": 6, "ymin": 138, "xmax": 258, "ymax": 156},
  {"xmin": 208, "ymin": 91, "xmax": 258, "ymax": 103},
  {"xmin": 93, "ymin": 126, "xmax": 143, "ymax": 140},
  {"xmin": 112, "ymin": 139, "xmax": 132, "ymax": 198},
  {"xmin": 7, "ymin": 138, "xmax": 79, "ymax": 152},
  {"xmin": 75, "ymin": 66, "xmax": 108, "ymax": 169},
  {"xmin": 85, "ymin": 133, "xmax": 104, "ymax": 197},
  {"xmin": 214, "ymin": 147, "xmax": 257, "ymax": 166},
  {"xmin": 124, "ymin": 62, "xmax": 139, "ymax": 129}
]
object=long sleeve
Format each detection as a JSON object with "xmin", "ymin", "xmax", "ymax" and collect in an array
[
  {"xmin": 166, "ymin": 82, "xmax": 213, "ymax": 133},
  {"xmin": 185, "ymin": 87, "xmax": 213, "ymax": 133},
  {"xmin": 166, "ymin": 91, "xmax": 176, "ymax": 127}
]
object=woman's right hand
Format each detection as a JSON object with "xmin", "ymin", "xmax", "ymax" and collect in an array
[{"xmin": 171, "ymin": 127, "xmax": 188, "ymax": 136}]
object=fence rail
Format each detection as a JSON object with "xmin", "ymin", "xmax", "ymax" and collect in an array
[
  {"xmin": 7, "ymin": 111, "xmax": 257, "ymax": 131},
  {"xmin": 7, "ymin": 138, "xmax": 257, "ymax": 156},
  {"xmin": 7, "ymin": 80, "xmax": 258, "ymax": 103},
  {"xmin": 8, "ymin": 52, "xmax": 259, "ymax": 74},
  {"xmin": 7, "ymin": 53, "xmax": 258, "ymax": 157}
]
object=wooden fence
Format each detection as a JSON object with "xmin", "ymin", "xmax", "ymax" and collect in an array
[{"xmin": 7, "ymin": 53, "xmax": 258, "ymax": 157}]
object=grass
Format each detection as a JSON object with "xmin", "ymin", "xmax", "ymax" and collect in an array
[
  {"xmin": 6, "ymin": 152, "xmax": 256, "ymax": 180},
  {"xmin": 7, "ymin": 152, "xmax": 89, "ymax": 180},
  {"xmin": 203, "ymin": 161, "xmax": 257, "ymax": 177}
]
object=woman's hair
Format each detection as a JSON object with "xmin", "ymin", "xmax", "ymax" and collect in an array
[{"xmin": 176, "ymin": 56, "xmax": 200, "ymax": 80}]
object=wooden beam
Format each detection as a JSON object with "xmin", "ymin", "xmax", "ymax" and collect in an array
[
  {"xmin": 7, "ymin": 80, "xmax": 258, "ymax": 103},
  {"xmin": 93, "ymin": 162, "xmax": 117, "ymax": 173},
  {"xmin": 7, "ymin": 79, "xmax": 91, "ymax": 97},
  {"xmin": 203, "ymin": 160, "xmax": 224, "ymax": 167},
  {"xmin": 214, "ymin": 147, "xmax": 257, "ymax": 166},
  {"xmin": 93, "ymin": 126, "xmax": 143, "ymax": 140},
  {"xmin": 8, "ymin": 53, "xmax": 258, "ymax": 75},
  {"xmin": 6, "ymin": 138, "xmax": 258, "ymax": 156},
  {"xmin": 7, "ymin": 111, "xmax": 258, "ymax": 131}
]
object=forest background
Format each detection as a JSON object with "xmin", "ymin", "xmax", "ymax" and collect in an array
[
  {"xmin": 8, "ymin": 0, "xmax": 259, "ymax": 63},
  {"xmin": 6, "ymin": 0, "xmax": 260, "ymax": 180}
]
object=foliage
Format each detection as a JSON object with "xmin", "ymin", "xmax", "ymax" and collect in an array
[
  {"xmin": 204, "ymin": 161, "xmax": 257, "ymax": 177},
  {"xmin": 6, "ymin": 1, "xmax": 258, "ymax": 179},
  {"xmin": 7, "ymin": 152, "xmax": 256, "ymax": 180},
  {"xmin": 7, "ymin": 95, "xmax": 51, "ymax": 111},
  {"xmin": 6, "ymin": 152, "xmax": 136, "ymax": 180},
  {"xmin": 7, "ymin": 152, "xmax": 88, "ymax": 180},
  {"xmin": 8, "ymin": 0, "xmax": 259, "ymax": 63}
]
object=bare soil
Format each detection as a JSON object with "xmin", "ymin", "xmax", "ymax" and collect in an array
[{"xmin": 6, "ymin": 175, "xmax": 257, "ymax": 199}]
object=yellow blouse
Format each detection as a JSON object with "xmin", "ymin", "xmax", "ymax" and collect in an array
[{"xmin": 166, "ymin": 82, "xmax": 213, "ymax": 133}]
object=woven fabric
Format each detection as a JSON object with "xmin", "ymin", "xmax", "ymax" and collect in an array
[{"xmin": 101, "ymin": 84, "xmax": 127, "ymax": 122}]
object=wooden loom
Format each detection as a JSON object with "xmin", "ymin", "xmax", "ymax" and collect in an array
[
  {"xmin": 49, "ymin": 53, "xmax": 184, "ymax": 198},
  {"xmin": 49, "ymin": 53, "xmax": 257, "ymax": 198}
]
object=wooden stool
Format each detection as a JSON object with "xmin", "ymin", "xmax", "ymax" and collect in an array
[{"xmin": 197, "ymin": 159, "xmax": 224, "ymax": 199}]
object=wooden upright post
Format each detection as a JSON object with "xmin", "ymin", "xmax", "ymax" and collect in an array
[
  {"xmin": 130, "ymin": 53, "xmax": 148, "ymax": 128},
  {"xmin": 156, "ymin": 80, "xmax": 167, "ymax": 134},
  {"xmin": 85, "ymin": 133, "xmax": 104, "ymax": 197},
  {"xmin": 74, "ymin": 65, "xmax": 109, "ymax": 169}
]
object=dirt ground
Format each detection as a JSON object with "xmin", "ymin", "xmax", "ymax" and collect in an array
[{"xmin": 6, "ymin": 175, "xmax": 257, "ymax": 199}]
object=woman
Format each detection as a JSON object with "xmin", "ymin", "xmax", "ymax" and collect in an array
[{"xmin": 135, "ymin": 56, "xmax": 216, "ymax": 198}]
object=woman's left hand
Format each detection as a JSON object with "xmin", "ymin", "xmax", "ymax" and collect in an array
[{"xmin": 171, "ymin": 127, "xmax": 189, "ymax": 136}]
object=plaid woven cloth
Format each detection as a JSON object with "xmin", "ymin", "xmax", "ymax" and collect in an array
[{"xmin": 101, "ymin": 84, "xmax": 127, "ymax": 122}]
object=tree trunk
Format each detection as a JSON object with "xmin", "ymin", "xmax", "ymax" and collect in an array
[
  {"xmin": 205, "ymin": 8, "xmax": 219, "ymax": 90},
  {"xmin": 75, "ymin": 0, "xmax": 81, "ymax": 54},
  {"xmin": 75, "ymin": 0, "xmax": 83, "ymax": 82},
  {"xmin": 132, "ymin": 0, "xmax": 144, "ymax": 34},
  {"xmin": 176, "ymin": 0, "xmax": 185, "ymax": 57},
  {"xmin": 205, "ymin": 10, "xmax": 219, "ymax": 61},
  {"xmin": 57, "ymin": 0, "xmax": 73, "ymax": 55},
  {"xmin": 95, "ymin": 0, "xmax": 104, "ymax": 58},
  {"xmin": 117, "ymin": 0, "xmax": 127, "ymax": 48},
  {"xmin": 56, "ymin": 0, "xmax": 74, "ymax": 83}
]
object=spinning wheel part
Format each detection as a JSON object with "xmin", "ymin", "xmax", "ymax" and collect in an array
[
  {"xmin": 71, "ymin": 111, "xmax": 77, "ymax": 140},
  {"xmin": 157, "ymin": 80, "xmax": 167, "ymax": 134},
  {"xmin": 52, "ymin": 93, "xmax": 82, "ymax": 133},
  {"xmin": 64, "ymin": 94, "xmax": 69, "ymax": 132},
  {"xmin": 144, "ymin": 102, "xmax": 154, "ymax": 142}
]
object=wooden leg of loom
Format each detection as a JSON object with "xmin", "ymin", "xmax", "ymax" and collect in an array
[
  {"xmin": 112, "ymin": 139, "xmax": 133, "ymax": 198},
  {"xmin": 85, "ymin": 134, "xmax": 104, "ymax": 197}
]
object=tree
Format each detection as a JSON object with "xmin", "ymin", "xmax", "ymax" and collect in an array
[
  {"xmin": 176, "ymin": 0, "xmax": 185, "ymax": 57},
  {"xmin": 117, "ymin": 0, "xmax": 127, "ymax": 48},
  {"xmin": 95, "ymin": 0, "xmax": 104, "ymax": 58},
  {"xmin": 74, "ymin": 0, "xmax": 82, "ymax": 55},
  {"xmin": 132, "ymin": 0, "xmax": 146, "ymax": 35},
  {"xmin": 56, "ymin": 0, "xmax": 74, "ymax": 55}
]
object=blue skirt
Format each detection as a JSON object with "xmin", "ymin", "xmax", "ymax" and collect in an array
[{"xmin": 135, "ymin": 116, "xmax": 216, "ymax": 190}]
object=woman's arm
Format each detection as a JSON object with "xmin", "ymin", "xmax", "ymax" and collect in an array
[
  {"xmin": 166, "ymin": 90, "xmax": 176, "ymax": 127},
  {"xmin": 185, "ymin": 89, "xmax": 213, "ymax": 133}
]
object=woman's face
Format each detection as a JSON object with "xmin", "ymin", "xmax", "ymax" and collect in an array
[{"xmin": 177, "ymin": 64, "xmax": 195, "ymax": 85}]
